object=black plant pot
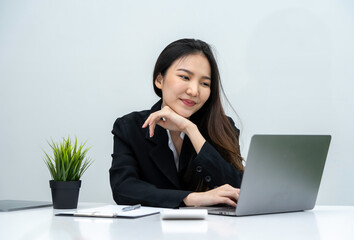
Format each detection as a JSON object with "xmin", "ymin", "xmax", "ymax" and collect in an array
[{"xmin": 49, "ymin": 180, "xmax": 81, "ymax": 209}]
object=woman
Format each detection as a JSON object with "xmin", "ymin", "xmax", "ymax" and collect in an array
[{"xmin": 110, "ymin": 39, "xmax": 244, "ymax": 208}]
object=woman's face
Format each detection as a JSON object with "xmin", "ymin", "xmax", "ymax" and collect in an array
[{"xmin": 155, "ymin": 53, "xmax": 211, "ymax": 118}]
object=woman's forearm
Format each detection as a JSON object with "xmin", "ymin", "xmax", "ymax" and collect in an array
[{"xmin": 184, "ymin": 123, "xmax": 206, "ymax": 154}]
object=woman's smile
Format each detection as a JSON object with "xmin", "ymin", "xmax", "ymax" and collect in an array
[{"xmin": 180, "ymin": 98, "xmax": 196, "ymax": 107}]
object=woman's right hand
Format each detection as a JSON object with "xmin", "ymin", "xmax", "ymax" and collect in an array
[
  {"xmin": 183, "ymin": 184, "xmax": 240, "ymax": 207},
  {"xmin": 142, "ymin": 105, "xmax": 192, "ymax": 137}
]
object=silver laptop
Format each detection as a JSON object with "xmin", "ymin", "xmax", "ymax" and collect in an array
[
  {"xmin": 207, "ymin": 135, "xmax": 331, "ymax": 216},
  {"xmin": 0, "ymin": 200, "xmax": 52, "ymax": 212}
]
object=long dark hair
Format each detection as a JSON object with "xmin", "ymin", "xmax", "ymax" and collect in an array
[{"xmin": 153, "ymin": 39, "xmax": 244, "ymax": 182}]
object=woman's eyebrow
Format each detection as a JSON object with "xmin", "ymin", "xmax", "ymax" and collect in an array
[{"xmin": 176, "ymin": 68, "xmax": 211, "ymax": 80}]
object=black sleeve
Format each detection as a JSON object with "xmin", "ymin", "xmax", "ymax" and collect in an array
[
  {"xmin": 190, "ymin": 117, "xmax": 243, "ymax": 189},
  {"xmin": 109, "ymin": 118, "xmax": 191, "ymax": 208}
]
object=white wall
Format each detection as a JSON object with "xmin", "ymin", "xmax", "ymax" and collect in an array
[{"xmin": 0, "ymin": 0, "xmax": 353, "ymax": 205}]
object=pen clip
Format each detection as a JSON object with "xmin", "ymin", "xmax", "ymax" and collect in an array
[{"xmin": 121, "ymin": 204, "xmax": 141, "ymax": 212}]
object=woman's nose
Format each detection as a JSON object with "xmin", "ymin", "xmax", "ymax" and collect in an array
[{"xmin": 186, "ymin": 82, "xmax": 199, "ymax": 97}]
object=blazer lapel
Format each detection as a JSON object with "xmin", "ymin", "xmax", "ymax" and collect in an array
[
  {"xmin": 145, "ymin": 101, "xmax": 181, "ymax": 189},
  {"xmin": 178, "ymin": 135, "xmax": 194, "ymax": 172}
]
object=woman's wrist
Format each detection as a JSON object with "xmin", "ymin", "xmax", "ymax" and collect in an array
[
  {"xmin": 183, "ymin": 192, "xmax": 200, "ymax": 207},
  {"xmin": 183, "ymin": 122, "xmax": 197, "ymax": 136},
  {"xmin": 184, "ymin": 123, "xmax": 206, "ymax": 154}
]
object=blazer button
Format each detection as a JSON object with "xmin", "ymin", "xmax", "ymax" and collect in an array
[
  {"xmin": 205, "ymin": 176, "xmax": 211, "ymax": 182},
  {"xmin": 196, "ymin": 166, "xmax": 202, "ymax": 173}
]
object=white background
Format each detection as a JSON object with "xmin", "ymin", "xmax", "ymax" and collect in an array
[{"xmin": 0, "ymin": 0, "xmax": 353, "ymax": 205}]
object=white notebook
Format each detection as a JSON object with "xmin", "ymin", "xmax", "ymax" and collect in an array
[{"xmin": 56, "ymin": 205, "xmax": 161, "ymax": 218}]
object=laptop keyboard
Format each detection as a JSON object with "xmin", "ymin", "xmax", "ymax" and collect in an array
[{"xmin": 208, "ymin": 206, "xmax": 237, "ymax": 216}]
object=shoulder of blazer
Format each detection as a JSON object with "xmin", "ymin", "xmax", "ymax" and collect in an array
[
  {"xmin": 226, "ymin": 116, "xmax": 240, "ymax": 137},
  {"xmin": 112, "ymin": 100, "xmax": 162, "ymax": 135}
]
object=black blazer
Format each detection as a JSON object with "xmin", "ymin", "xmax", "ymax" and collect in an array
[{"xmin": 109, "ymin": 101, "xmax": 243, "ymax": 208}]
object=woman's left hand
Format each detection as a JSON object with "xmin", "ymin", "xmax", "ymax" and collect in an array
[
  {"xmin": 142, "ymin": 106, "xmax": 192, "ymax": 137},
  {"xmin": 183, "ymin": 184, "xmax": 240, "ymax": 207}
]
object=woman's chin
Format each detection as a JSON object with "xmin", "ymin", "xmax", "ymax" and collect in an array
[{"xmin": 176, "ymin": 110, "xmax": 193, "ymax": 119}]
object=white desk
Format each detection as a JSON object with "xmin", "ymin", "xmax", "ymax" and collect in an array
[{"xmin": 1, "ymin": 203, "xmax": 353, "ymax": 240}]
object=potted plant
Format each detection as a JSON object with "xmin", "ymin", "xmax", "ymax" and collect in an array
[{"xmin": 42, "ymin": 136, "xmax": 93, "ymax": 209}]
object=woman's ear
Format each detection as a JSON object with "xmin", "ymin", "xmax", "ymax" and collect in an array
[{"xmin": 154, "ymin": 74, "xmax": 163, "ymax": 90}]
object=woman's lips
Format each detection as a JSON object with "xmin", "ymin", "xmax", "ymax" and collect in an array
[{"xmin": 181, "ymin": 99, "xmax": 196, "ymax": 107}]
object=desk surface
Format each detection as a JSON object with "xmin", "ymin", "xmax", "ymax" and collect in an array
[{"xmin": 1, "ymin": 203, "xmax": 353, "ymax": 240}]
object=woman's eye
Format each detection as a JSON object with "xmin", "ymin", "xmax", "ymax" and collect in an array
[
  {"xmin": 179, "ymin": 75, "xmax": 189, "ymax": 80},
  {"xmin": 201, "ymin": 82, "xmax": 210, "ymax": 87}
]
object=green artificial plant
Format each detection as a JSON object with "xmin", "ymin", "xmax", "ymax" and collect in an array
[{"xmin": 43, "ymin": 136, "xmax": 93, "ymax": 181}]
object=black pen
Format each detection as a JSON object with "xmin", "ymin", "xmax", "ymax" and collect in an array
[{"xmin": 121, "ymin": 204, "xmax": 141, "ymax": 212}]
